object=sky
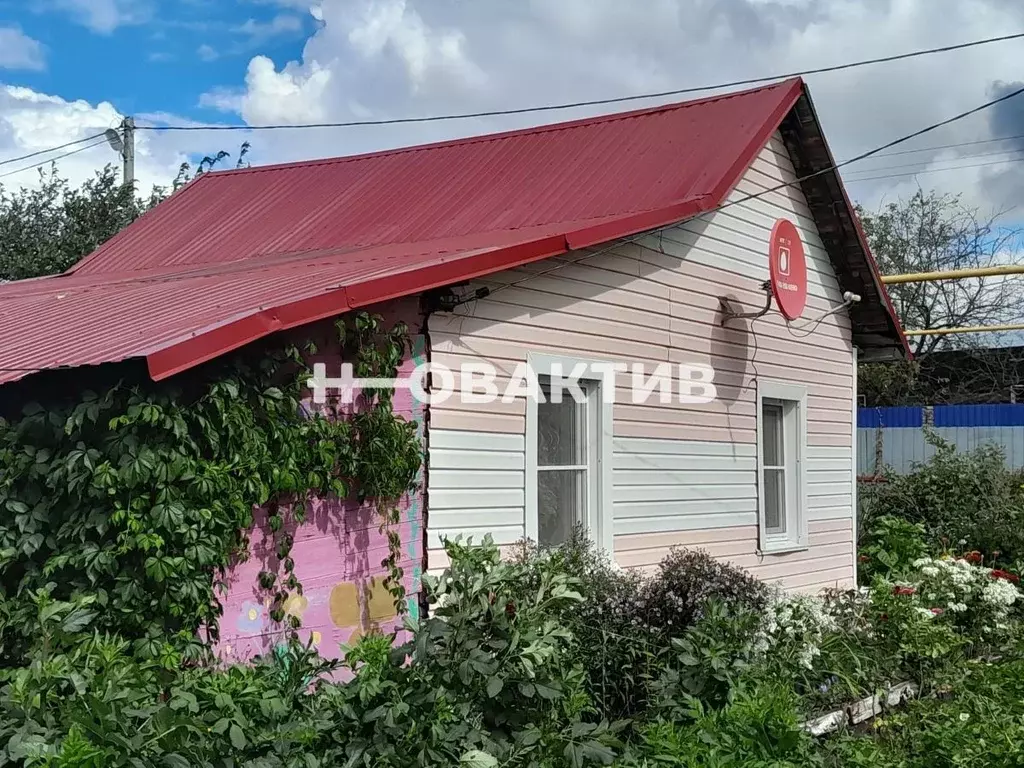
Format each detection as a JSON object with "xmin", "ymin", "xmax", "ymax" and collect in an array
[{"xmin": 3, "ymin": 0, "xmax": 1024, "ymax": 219}]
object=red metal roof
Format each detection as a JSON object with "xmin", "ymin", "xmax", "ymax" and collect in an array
[
  {"xmin": 70, "ymin": 80, "xmax": 801, "ymax": 276},
  {"xmin": 0, "ymin": 78, "xmax": 906, "ymax": 385}
]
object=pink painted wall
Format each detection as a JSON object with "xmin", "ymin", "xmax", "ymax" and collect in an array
[{"xmin": 214, "ymin": 303, "xmax": 426, "ymax": 662}]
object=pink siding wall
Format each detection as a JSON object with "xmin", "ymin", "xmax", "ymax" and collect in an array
[
  {"xmin": 426, "ymin": 133, "xmax": 856, "ymax": 593},
  {"xmin": 215, "ymin": 303, "xmax": 426, "ymax": 662}
]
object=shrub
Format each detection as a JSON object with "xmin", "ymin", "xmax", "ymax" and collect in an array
[
  {"xmin": 640, "ymin": 547, "xmax": 769, "ymax": 633},
  {"xmin": 623, "ymin": 682, "xmax": 817, "ymax": 767},
  {"xmin": 859, "ymin": 516, "xmax": 929, "ymax": 583},
  {"xmin": 510, "ymin": 532, "xmax": 656, "ymax": 722},
  {"xmin": 650, "ymin": 600, "xmax": 761, "ymax": 717},
  {"xmin": 860, "ymin": 433, "xmax": 1024, "ymax": 566},
  {"xmin": 906, "ymin": 556, "xmax": 1021, "ymax": 645}
]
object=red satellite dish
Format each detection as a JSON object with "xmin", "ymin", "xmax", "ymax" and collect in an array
[{"xmin": 768, "ymin": 218, "xmax": 808, "ymax": 320}]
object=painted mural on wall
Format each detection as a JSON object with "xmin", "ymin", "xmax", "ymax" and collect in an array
[{"xmin": 214, "ymin": 308, "xmax": 426, "ymax": 663}]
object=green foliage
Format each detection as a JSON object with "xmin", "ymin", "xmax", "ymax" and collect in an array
[
  {"xmin": 622, "ymin": 683, "xmax": 816, "ymax": 767},
  {"xmin": 0, "ymin": 166, "xmax": 145, "ymax": 281},
  {"xmin": 860, "ymin": 432, "xmax": 1024, "ymax": 566},
  {"xmin": 510, "ymin": 534, "xmax": 769, "ymax": 724},
  {"xmin": 0, "ymin": 314, "xmax": 421, "ymax": 666},
  {"xmin": 824, "ymin": 658, "xmax": 1024, "ymax": 767},
  {"xmin": 650, "ymin": 601, "xmax": 761, "ymax": 716},
  {"xmin": 859, "ymin": 516, "xmax": 929, "ymax": 582},
  {"xmin": 0, "ymin": 145, "xmax": 250, "ymax": 282},
  {"xmin": 0, "ymin": 535, "xmax": 628, "ymax": 768}
]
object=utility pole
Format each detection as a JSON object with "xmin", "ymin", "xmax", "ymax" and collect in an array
[
  {"xmin": 103, "ymin": 117, "xmax": 135, "ymax": 188},
  {"xmin": 122, "ymin": 117, "xmax": 135, "ymax": 188}
]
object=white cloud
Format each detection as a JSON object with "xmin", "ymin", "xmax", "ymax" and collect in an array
[
  {"xmin": 197, "ymin": 44, "xmax": 219, "ymax": 62},
  {"xmin": 235, "ymin": 14, "xmax": 304, "ymax": 46},
  {"xmin": 0, "ymin": 26, "xmax": 45, "ymax": 71},
  {"xmin": 228, "ymin": 56, "xmax": 333, "ymax": 123},
  {"xmin": 0, "ymin": 85, "xmax": 231, "ymax": 195},
  {"xmin": 50, "ymin": 0, "xmax": 154, "ymax": 34},
  {"xmin": 199, "ymin": 87, "xmax": 244, "ymax": 113}
]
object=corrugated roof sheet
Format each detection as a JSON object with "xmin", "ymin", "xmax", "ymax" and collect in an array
[
  {"xmin": 70, "ymin": 81, "xmax": 800, "ymax": 276},
  {"xmin": 0, "ymin": 78, "xmax": 905, "ymax": 384}
]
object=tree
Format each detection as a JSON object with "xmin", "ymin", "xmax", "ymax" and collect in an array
[
  {"xmin": 858, "ymin": 189, "xmax": 1024, "ymax": 357},
  {"xmin": 0, "ymin": 142, "xmax": 250, "ymax": 282}
]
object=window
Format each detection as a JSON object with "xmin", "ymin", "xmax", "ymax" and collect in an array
[
  {"xmin": 756, "ymin": 382, "xmax": 808, "ymax": 553},
  {"xmin": 526, "ymin": 355, "xmax": 613, "ymax": 552}
]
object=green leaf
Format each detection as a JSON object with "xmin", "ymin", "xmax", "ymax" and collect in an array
[
  {"xmin": 460, "ymin": 750, "xmax": 499, "ymax": 768},
  {"xmin": 534, "ymin": 680, "xmax": 561, "ymax": 700},
  {"xmin": 486, "ymin": 676, "xmax": 504, "ymax": 698},
  {"xmin": 229, "ymin": 723, "xmax": 247, "ymax": 750}
]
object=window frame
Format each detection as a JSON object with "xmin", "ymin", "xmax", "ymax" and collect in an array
[
  {"xmin": 525, "ymin": 353, "xmax": 614, "ymax": 553},
  {"xmin": 756, "ymin": 381, "xmax": 809, "ymax": 554}
]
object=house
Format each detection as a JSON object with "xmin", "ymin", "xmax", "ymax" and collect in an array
[{"xmin": 0, "ymin": 77, "xmax": 907, "ymax": 659}]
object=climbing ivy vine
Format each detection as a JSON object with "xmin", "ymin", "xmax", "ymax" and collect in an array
[{"xmin": 0, "ymin": 313, "xmax": 421, "ymax": 667}]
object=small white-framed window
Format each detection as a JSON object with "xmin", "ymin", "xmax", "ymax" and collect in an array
[
  {"xmin": 756, "ymin": 381, "xmax": 808, "ymax": 553},
  {"xmin": 526, "ymin": 354, "xmax": 614, "ymax": 553}
]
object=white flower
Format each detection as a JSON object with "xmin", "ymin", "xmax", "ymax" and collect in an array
[
  {"xmin": 959, "ymin": 713, "xmax": 970, "ymax": 722},
  {"xmin": 981, "ymin": 579, "xmax": 1020, "ymax": 608}
]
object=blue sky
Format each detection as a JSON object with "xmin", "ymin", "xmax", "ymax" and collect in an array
[{"xmin": 0, "ymin": 0, "xmax": 311, "ymax": 122}]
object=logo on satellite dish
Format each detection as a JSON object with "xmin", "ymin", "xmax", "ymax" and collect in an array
[{"xmin": 778, "ymin": 246, "xmax": 791, "ymax": 277}]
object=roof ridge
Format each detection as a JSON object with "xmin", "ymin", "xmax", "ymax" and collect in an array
[{"xmin": 204, "ymin": 79, "xmax": 800, "ymax": 179}]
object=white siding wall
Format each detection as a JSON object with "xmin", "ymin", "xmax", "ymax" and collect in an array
[{"xmin": 426, "ymin": 132, "xmax": 856, "ymax": 591}]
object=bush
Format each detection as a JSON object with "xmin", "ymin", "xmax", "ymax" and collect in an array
[
  {"xmin": 623, "ymin": 682, "xmax": 817, "ymax": 767},
  {"xmin": 510, "ymin": 535, "xmax": 770, "ymax": 723},
  {"xmin": 860, "ymin": 433, "xmax": 1024, "ymax": 566},
  {"xmin": 859, "ymin": 516, "xmax": 930, "ymax": 583},
  {"xmin": 511, "ymin": 532, "xmax": 654, "ymax": 722},
  {"xmin": 641, "ymin": 547, "xmax": 769, "ymax": 632}
]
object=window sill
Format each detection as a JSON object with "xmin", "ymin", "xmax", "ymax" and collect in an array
[{"xmin": 759, "ymin": 542, "xmax": 810, "ymax": 556}]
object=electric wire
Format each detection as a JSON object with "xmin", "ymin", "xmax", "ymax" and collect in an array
[
  {"xmin": 872, "ymin": 132, "xmax": 1024, "ymax": 158},
  {"xmin": 132, "ymin": 32, "xmax": 1024, "ymax": 133},
  {"xmin": 0, "ymin": 132, "xmax": 108, "ymax": 169},
  {"xmin": 845, "ymin": 155, "xmax": 1024, "ymax": 183},
  {"xmin": 0, "ymin": 138, "xmax": 110, "ymax": 181}
]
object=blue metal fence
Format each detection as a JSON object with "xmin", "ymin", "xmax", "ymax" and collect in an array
[{"xmin": 857, "ymin": 404, "xmax": 1024, "ymax": 474}]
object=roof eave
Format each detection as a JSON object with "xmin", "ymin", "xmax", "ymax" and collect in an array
[{"xmin": 776, "ymin": 87, "xmax": 912, "ymax": 361}]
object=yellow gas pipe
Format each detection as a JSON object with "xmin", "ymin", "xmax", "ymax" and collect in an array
[
  {"xmin": 881, "ymin": 265, "xmax": 1024, "ymax": 284},
  {"xmin": 881, "ymin": 265, "xmax": 1024, "ymax": 336}
]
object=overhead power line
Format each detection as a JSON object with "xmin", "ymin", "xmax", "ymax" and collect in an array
[
  {"xmin": 707, "ymin": 83, "xmax": 1024, "ymax": 214},
  {"xmin": 0, "ymin": 138, "xmax": 109, "ymax": 181},
  {"xmin": 850, "ymin": 146, "xmax": 1024, "ymax": 176},
  {"xmin": 846, "ymin": 155, "xmax": 1024, "ymax": 183},
  {"xmin": 134, "ymin": 31, "xmax": 1024, "ymax": 133},
  {"xmin": 873, "ymin": 132, "xmax": 1024, "ymax": 158},
  {"xmin": 0, "ymin": 132, "xmax": 107, "ymax": 170}
]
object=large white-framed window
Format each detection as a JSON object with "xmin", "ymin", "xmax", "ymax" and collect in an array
[
  {"xmin": 525, "ymin": 353, "xmax": 614, "ymax": 553},
  {"xmin": 756, "ymin": 381, "xmax": 808, "ymax": 553}
]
